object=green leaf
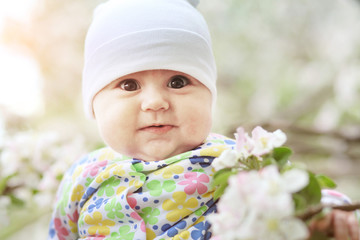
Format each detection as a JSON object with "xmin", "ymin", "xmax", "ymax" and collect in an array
[
  {"xmin": 212, "ymin": 169, "xmax": 237, "ymax": 200},
  {"xmin": 272, "ymin": 147, "xmax": 292, "ymax": 168},
  {"xmin": 56, "ymin": 174, "xmax": 64, "ymax": 181},
  {"xmin": 296, "ymin": 172, "xmax": 322, "ymax": 206},
  {"xmin": 248, "ymin": 156, "xmax": 261, "ymax": 170},
  {"xmin": 0, "ymin": 178, "xmax": 8, "ymax": 195},
  {"xmin": 293, "ymin": 193, "xmax": 307, "ymax": 213},
  {"xmin": 10, "ymin": 194, "xmax": 25, "ymax": 207},
  {"xmin": 213, "ymin": 168, "xmax": 232, "ymax": 182},
  {"xmin": 0, "ymin": 173, "xmax": 17, "ymax": 194},
  {"xmin": 32, "ymin": 189, "xmax": 39, "ymax": 195},
  {"xmin": 261, "ymin": 156, "xmax": 277, "ymax": 168},
  {"xmin": 214, "ymin": 183, "xmax": 227, "ymax": 201},
  {"xmin": 316, "ymin": 174, "xmax": 337, "ymax": 189},
  {"xmin": 213, "ymin": 169, "xmax": 236, "ymax": 186}
]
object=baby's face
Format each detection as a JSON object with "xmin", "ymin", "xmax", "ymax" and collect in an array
[{"xmin": 93, "ymin": 70, "xmax": 212, "ymax": 161}]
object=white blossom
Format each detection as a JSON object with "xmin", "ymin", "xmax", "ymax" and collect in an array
[
  {"xmin": 210, "ymin": 165, "xmax": 309, "ymax": 240},
  {"xmin": 233, "ymin": 126, "xmax": 287, "ymax": 159},
  {"xmin": 235, "ymin": 127, "xmax": 255, "ymax": 159},
  {"xmin": 0, "ymin": 128, "xmax": 87, "ymax": 222},
  {"xmin": 212, "ymin": 149, "xmax": 239, "ymax": 171},
  {"xmin": 251, "ymin": 127, "xmax": 287, "ymax": 157}
]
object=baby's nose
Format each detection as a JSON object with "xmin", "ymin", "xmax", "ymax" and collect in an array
[{"xmin": 140, "ymin": 90, "xmax": 170, "ymax": 112}]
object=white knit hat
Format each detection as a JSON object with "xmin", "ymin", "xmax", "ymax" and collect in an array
[{"xmin": 82, "ymin": 0, "xmax": 217, "ymax": 118}]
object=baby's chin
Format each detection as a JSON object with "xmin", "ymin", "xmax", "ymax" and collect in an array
[
  {"xmin": 131, "ymin": 149, "xmax": 185, "ymax": 162},
  {"xmin": 119, "ymin": 144, "xmax": 199, "ymax": 162}
]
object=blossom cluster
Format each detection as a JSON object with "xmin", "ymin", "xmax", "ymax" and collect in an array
[
  {"xmin": 212, "ymin": 126, "xmax": 287, "ymax": 171},
  {"xmin": 209, "ymin": 126, "xmax": 326, "ymax": 240},
  {"xmin": 209, "ymin": 165, "xmax": 309, "ymax": 240},
  {"xmin": 0, "ymin": 129, "xmax": 87, "ymax": 229}
]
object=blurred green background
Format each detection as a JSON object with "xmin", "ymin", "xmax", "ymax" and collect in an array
[{"xmin": 0, "ymin": 0, "xmax": 359, "ymax": 239}]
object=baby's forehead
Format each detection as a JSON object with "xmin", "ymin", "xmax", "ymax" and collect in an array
[{"xmin": 118, "ymin": 69, "xmax": 195, "ymax": 79}]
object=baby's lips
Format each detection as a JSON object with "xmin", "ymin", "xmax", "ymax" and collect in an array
[{"xmin": 139, "ymin": 125, "xmax": 175, "ymax": 134}]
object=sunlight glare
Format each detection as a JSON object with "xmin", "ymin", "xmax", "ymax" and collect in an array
[
  {"xmin": 0, "ymin": 46, "xmax": 44, "ymax": 116},
  {"xmin": 0, "ymin": 0, "xmax": 43, "ymax": 117},
  {"xmin": 0, "ymin": 0, "xmax": 39, "ymax": 28}
]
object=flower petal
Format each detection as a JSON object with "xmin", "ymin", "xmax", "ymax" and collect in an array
[
  {"xmin": 272, "ymin": 129, "xmax": 287, "ymax": 147},
  {"xmin": 280, "ymin": 218, "xmax": 309, "ymax": 240},
  {"xmin": 212, "ymin": 149, "xmax": 238, "ymax": 171},
  {"xmin": 282, "ymin": 169, "xmax": 309, "ymax": 193}
]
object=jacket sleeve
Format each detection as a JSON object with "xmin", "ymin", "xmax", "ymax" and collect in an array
[
  {"xmin": 48, "ymin": 155, "xmax": 89, "ymax": 240},
  {"xmin": 321, "ymin": 189, "xmax": 360, "ymax": 222},
  {"xmin": 321, "ymin": 189, "xmax": 352, "ymax": 205}
]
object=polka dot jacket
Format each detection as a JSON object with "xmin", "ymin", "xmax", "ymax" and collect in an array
[{"xmin": 48, "ymin": 133, "xmax": 236, "ymax": 240}]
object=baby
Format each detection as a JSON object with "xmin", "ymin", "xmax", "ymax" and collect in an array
[{"xmin": 48, "ymin": 0, "xmax": 359, "ymax": 239}]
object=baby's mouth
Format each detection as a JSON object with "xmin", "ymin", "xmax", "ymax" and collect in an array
[{"xmin": 140, "ymin": 125, "xmax": 174, "ymax": 134}]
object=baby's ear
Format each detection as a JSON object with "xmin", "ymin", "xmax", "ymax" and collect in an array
[{"xmin": 186, "ymin": 0, "xmax": 200, "ymax": 8}]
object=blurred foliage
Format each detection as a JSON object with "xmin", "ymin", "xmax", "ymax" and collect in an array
[
  {"xmin": 0, "ymin": 0, "xmax": 359, "ymax": 238},
  {"xmin": 201, "ymin": 0, "xmax": 360, "ymax": 200},
  {"xmin": 204, "ymin": 0, "xmax": 360, "ymax": 130},
  {"xmin": 0, "ymin": 129, "xmax": 87, "ymax": 239}
]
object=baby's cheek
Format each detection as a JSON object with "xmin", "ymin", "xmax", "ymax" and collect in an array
[
  {"xmin": 98, "ymin": 120, "xmax": 126, "ymax": 151},
  {"xmin": 188, "ymin": 114, "xmax": 211, "ymax": 136}
]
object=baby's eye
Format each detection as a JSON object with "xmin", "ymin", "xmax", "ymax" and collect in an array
[
  {"xmin": 117, "ymin": 79, "xmax": 140, "ymax": 91},
  {"xmin": 167, "ymin": 75, "xmax": 190, "ymax": 89}
]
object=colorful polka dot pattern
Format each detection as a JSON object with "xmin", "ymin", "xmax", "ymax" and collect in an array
[{"xmin": 48, "ymin": 133, "xmax": 236, "ymax": 240}]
